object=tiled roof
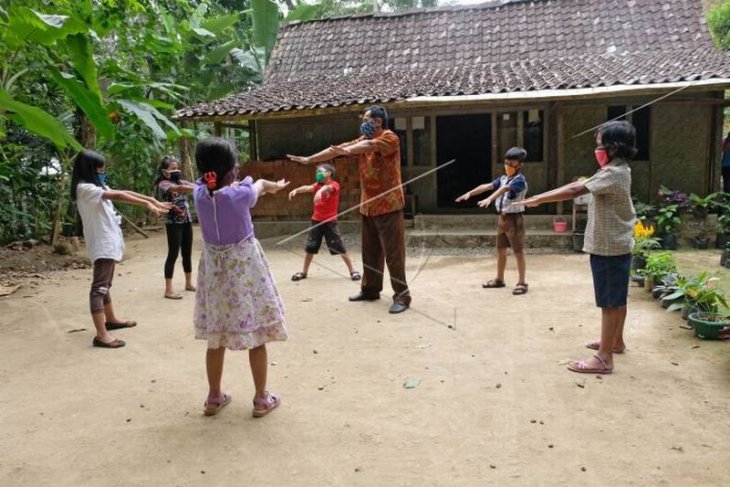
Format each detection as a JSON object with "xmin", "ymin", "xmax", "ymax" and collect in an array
[{"xmin": 178, "ymin": 0, "xmax": 730, "ymax": 119}]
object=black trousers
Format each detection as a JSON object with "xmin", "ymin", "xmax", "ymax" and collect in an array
[{"xmin": 165, "ymin": 222, "xmax": 193, "ymax": 279}]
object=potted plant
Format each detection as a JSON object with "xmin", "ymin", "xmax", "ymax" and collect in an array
[
  {"xmin": 687, "ymin": 284, "xmax": 730, "ymax": 339},
  {"xmin": 633, "ymin": 199, "xmax": 656, "ymax": 226},
  {"xmin": 653, "ymin": 272, "xmax": 679, "ymax": 303},
  {"xmin": 716, "ymin": 209, "xmax": 730, "ymax": 249},
  {"xmin": 655, "ymin": 203, "xmax": 682, "ymax": 250},
  {"xmin": 642, "ymin": 251, "xmax": 677, "ymax": 292},
  {"xmin": 722, "ymin": 242, "xmax": 730, "ymax": 267},
  {"xmin": 632, "ymin": 220, "xmax": 660, "ymax": 272},
  {"xmin": 688, "ymin": 192, "xmax": 718, "ymax": 220},
  {"xmin": 665, "ymin": 272, "xmax": 713, "ymax": 319}
]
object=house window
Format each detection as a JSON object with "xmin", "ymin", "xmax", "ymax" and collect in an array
[
  {"xmin": 522, "ymin": 109, "xmax": 544, "ymax": 162},
  {"xmin": 606, "ymin": 105, "xmax": 651, "ymax": 160}
]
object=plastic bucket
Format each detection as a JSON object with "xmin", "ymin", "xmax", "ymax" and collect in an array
[{"xmin": 553, "ymin": 217, "xmax": 568, "ymax": 233}]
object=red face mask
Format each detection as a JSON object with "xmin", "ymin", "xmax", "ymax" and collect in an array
[{"xmin": 594, "ymin": 148, "xmax": 609, "ymax": 168}]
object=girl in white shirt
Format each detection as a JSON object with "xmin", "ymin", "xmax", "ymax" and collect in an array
[{"xmin": 71, "ymin": 150, "xmax": 171, "ymax": 349}]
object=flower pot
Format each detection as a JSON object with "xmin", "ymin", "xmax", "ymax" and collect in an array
[
  {"xmin": 725, "ymin": 258, "xmax": 730, "ymax": 270},
  {"xmin": 652, "ymin": 286, "xmax": 665, "ymax": 300},
  {"xmin": 553, "ymin": 217, "xmax": 568, "ymax": 233},
  {"xmin": 572, "ymin": 232, "xmax": 584, "ymax": 253},
  {"xmin": 661, "ymin": 234, "xmax": 678, "ymax": 250},
  {"xmin": 692, "ymin": 207, "xmax": 708, "ymax": 219},
  {"xmin": 644, "ymin": 276, "xmax": 654, "ymax": 292},
  {"xmin": 716, "ymin": 233, "xmax": 730, "ymax": 249},
  {"xmin": 681, "ymin": 305, "xmax": 697, "ymax": 321},
  {"xmin": 721, "ymin": 250, "xmax": 729, "ymax": 267},
  {"xmin": 631, "ymin": 254, "xmax": 647, "ymax": 272},
  {"xmin": 691, "ymin": 236, "xmax": 710, "ymax": 249},
  {"xmin": 688, "ymin": 312, "xmax": 730, "ymax": 339}
]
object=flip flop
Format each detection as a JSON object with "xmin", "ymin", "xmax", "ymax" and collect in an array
[
  {"xmin": 105, "ymin": 320, "xmax": 137, "ymax": 330},
  {"xmin": 92, "ymin": 337, "xmax": 126, "ymax": 349},
  {"xmin": 204, "ymin": 392, "xmax": 232, "ymax": 416},
  {"xmin": 567, "ymin": 354, "xmax": 613, "ymax": 375},
  {"xmin": 512, "ymin": 283, "xmax": 529, "ymax": 295},
  {"xmin": 291, "ymin": 272, "xmax": 307, "ymax": 281},
  {"xmin": 164, "ymin": 293, "xmax": 183, "ymax": 300},
  {"xmin": 482, "ymin": 279, "xmax": 506, "ymax": 289},
  {"xmin": 585, "ymin": 340, "xmax": 626, "ymax": 354},
  {"xmin": 185, "ymin": 285, "xmax": 196, "ymax": 292},
  {"xmin": 350, "ymin": 271, "xmax": 361, "ymax": 281}
]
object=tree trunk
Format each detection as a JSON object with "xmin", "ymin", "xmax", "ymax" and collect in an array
[
  {"xmin": 179, "ymin": 122, "xmax": 194, "ymax": 182},
  {"xmin": 74, "ymin": 109, "xmax": 96, "ymax": 148}
]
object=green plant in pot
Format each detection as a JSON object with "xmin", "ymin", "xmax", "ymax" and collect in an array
[
  {"xmin": 653, "ymin": 272, "xmax": 680, "ymax": 303},
  {"xmin": 642, "ymin": 251, "xmax": 677, "ymax": 291},
  {"xmin": 655, "ymin": 204, "xmax": 682, "ymax": 250},
  {"xmin": 716, "ymin": 208, "xmax": 730, "ymax": 249},
  {"xmin": 632, "ymin": 220, "xmax": 660, "ymax": 272},
  {"xmin": 665, "ymin": 272, "xmax": 713, "ymax": 319},
  {"xmin": 688, "ymin": 192, "xmax": 717, "ymax": 219},
  {"xmin": 687, "ymin": 284, "xmax": 730, "ymax": 339}
]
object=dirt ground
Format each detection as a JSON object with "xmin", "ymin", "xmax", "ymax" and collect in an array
[{"xmin": 1, "ymin": 230, "xmax": 729, "ymax": 486}]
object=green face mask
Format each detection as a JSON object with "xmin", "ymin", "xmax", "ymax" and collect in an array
[{"xmin": 315, "ymin": 171, "xmax": 326, "ymax": 183}]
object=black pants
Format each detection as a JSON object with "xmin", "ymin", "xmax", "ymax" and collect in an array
[
  {"xmin": 165, "ymin": 222, "xmax": 193, "ymax": 279},
  {"xmin": 723, "ymin": 167, "xmax": 730, "ymax": 193}
]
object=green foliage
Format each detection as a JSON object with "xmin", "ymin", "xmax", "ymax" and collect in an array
[
  {"xmin": 708, "ymin": 0, "xmax": 730, "ymax": 50},
  {"xmin": 0, "ymin": 0, "xmax": 275, "ymax": 243},
  {"xmin": 643, "ymin": 251, "xmax": 677, "ymax": 282},
  {"xmin": 655, "ymin": 204, "xmax": 682, "ymax": 235}
]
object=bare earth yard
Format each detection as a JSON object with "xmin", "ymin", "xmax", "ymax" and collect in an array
[{"xmin": 1, "ymin": 232, "xmax": 729, "ymax": 486}]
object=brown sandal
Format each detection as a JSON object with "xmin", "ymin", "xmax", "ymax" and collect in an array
[
  {"xmin": 512, "ymin": 283, "xmax": 528, "ymax": 295},
  {"xmin": 482, "ymin": 279, "xmax": 506, "ymax": 289}
]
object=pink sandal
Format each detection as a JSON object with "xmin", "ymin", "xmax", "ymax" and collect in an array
[
  {"xmin": 252, "ymin": 392, "xmax": 280, "ymax": 418},
  {"xmin": 567, "ymin": 354, "xmax": 613, "ymax": 375},
  {"xmin": 204, "ymin": 392, "xmax": 232, "ymax": 416}
]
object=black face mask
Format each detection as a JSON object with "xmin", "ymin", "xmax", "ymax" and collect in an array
[{"xmin": 167, "ymin": 170, "xmax": 182, "ymax": 183}]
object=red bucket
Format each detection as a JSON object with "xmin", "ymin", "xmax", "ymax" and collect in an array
[{"xmin": 553, "ymin": 217, "xmax": 568, "ymax": 233}]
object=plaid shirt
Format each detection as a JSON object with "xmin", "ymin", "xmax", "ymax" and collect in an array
[{"xmin": 583, "ymin": 159, "xmax": 635, "ymax": 256}]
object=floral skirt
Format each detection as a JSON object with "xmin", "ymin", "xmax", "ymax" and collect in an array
[{"xmin": 194, "ymin": 237, "xmax": 288, "ymax": 350}]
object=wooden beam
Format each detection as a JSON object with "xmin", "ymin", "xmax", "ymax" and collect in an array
[
  {"xmin": 406, "ymin": 116, "xmax": 414, "ymax": 171},
  {"xmin": 556, "ymin": 103, "xmax": 565, "ymax": 215},
  {"xmin": 213, "ymin": 122, "xmax": 222, "ymax": 136}
]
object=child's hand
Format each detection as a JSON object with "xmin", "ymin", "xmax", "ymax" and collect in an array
[
  {"xmin": 158, "ymin": 202, "xmax": 174, "ymax": 210},
  {"xmin": 147, "ymin": 201, "xmax": 169, "ymax": 216},
  {"xmin": 270, "ymin": 179, "xmax": 290, "ymax": 194},
  {"xmin": 455, "ymin": 192, "xmax": 471, "ymax": 202},
  {"xmin": 477, "ymin": 198, "xmax": 492, "ymax": 208},
  {"xmin": 287, "ymin": 154, "xmax": 310, "ymax": 165},
  {"xmin": 288, "ymin": 189, "xmax": 298, "ymax": 200}
]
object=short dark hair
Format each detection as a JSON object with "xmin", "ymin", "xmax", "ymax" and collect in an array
[
  {"xmin": 504, "ymin": 147, "xmax": 527, "ymax": 162},
  {"xmin": 596, "ymin": 120, "xmax": 637, "ymax": 160},
  {"xmin": 70, "ymin": 149, "xmax": 106, "ymax": 200},
  {"xmin": 366, "ymin": 105, "xmax": 388, "ymax": 127},
  {"xmin": 195, "ymin": 137, "xmax": 237, "ymax": 195},
  {"xmin": 317, "ymin": 163, "xmax": 336, "ymax": 179}
]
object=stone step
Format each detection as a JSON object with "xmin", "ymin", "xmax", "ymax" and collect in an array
[
  {"xmin": 406, "ymin": 229, "xmax": 576, "ymax": 249},
  {"xmin": 413, "ymin": 213, "xmax": 581, "ymax": 231}
]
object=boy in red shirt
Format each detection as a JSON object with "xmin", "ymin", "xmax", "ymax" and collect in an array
[{"xmin": 288, "ymin": 164, "xmax": 360, "ymax": 281}]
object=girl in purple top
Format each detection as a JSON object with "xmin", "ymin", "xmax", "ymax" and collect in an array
[{"xmin": 192, "ymin": 137, "xmax": 290, "ymax": 417}]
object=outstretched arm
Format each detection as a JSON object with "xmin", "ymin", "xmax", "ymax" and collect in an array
[
  {"xmin": 103, "ymin": 190, "xmax": 171, "ymax": 215},
  {"xmin": 288, "ymin": 184, "xmax": 316, "ymax": 200},
  {"xmin": 255, "ymin": 178, "xmax": 290, "ymax": 196},
  {"xmin": 455, "ymin": 182, "xmax": 495, "ymax": 202},
  {"xmin": 477, "ymin": 185, "xmax": 510, "ymax": 209},
  {"xmin": 522, "ymin": 181, "xmax": 588, "ymax": 207}
]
